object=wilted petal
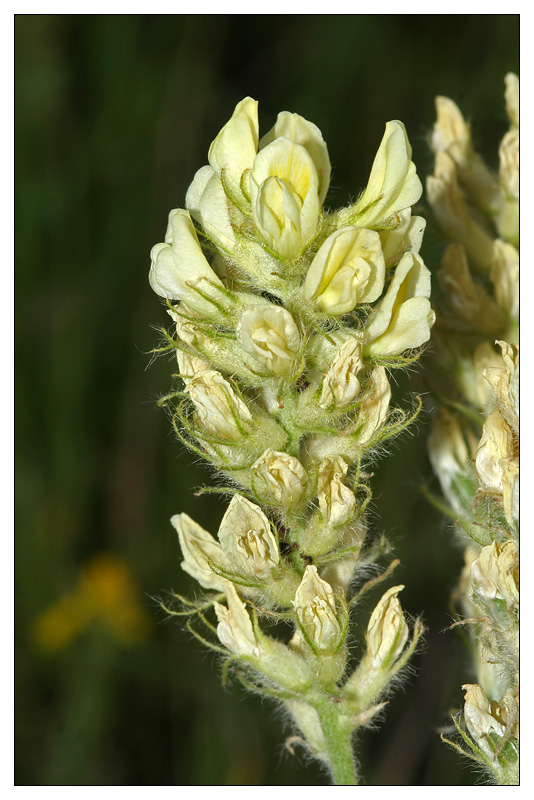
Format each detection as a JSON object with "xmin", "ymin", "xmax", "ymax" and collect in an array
[
  {"xmin": 237, "ymin": 304, "xmax": 301, "ymax": 377},
  {"xmin": 218, "ymin": 494, "xmax": 279, "ymax": 579},
  {"xmin": 214, "ymin": 583, "xmax": 259, "ymax": 656},
  {"xmin": 172, "ymin": 513, "xmax": 231, "ymax": 591},
  {"xmin": 293, "ymin": 565, "xmax": 341, "ymax": 652}
]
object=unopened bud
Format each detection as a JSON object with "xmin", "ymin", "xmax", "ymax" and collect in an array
[
  {"xmin": 356, "ymin": 367, "xmax": 391, "ymax": 445},
  {"xmin": 490, "ymin": 241, "xmax": 519, "ymax": 322},
  {"xmin": 365, "ymin": 585, "xmax": 409, "ymax": 669}
]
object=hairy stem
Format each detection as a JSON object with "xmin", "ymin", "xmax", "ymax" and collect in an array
[{"xmin": 315, "ymin": 698, "xmax": 358, "ymax": 785}]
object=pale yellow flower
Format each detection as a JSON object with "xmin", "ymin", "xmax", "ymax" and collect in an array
[
  {"xmin": 304, "ymin": 226, "xmax": 385, "ymax": 314},
  {"xmin": 470, "ymin": 540, "xmax": 519, "ymax": 611},
  {"xmin": 353, "ymin": 120, "xmax": 422, "ymax": 228},
  {"xmin": 249, "ymin": 137, "xmax": 321, "ymax": 257},
  {"xmin": 149, "ymin": 209, "xmax": 225, "ymax": 318},
  {"xmin": 364, "ymin": 252, "xmax": 435, "ymax": 357},
  {"xmin": 208, "ymin": 97, "xmax": 259, "ymax": 206}
]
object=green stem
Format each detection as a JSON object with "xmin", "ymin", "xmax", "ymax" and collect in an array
[{"xmin": 315, "ymin": 698, "xmax": 358, "ymax": 785}]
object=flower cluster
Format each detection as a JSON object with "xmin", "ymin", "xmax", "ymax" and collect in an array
[
  {"xmin": 426, "ymin": 76, "xmax": 519, "ymax": 784},
  {"xmin": 150, "ymin": 98, "xmax": 430, "ymax": 784}
]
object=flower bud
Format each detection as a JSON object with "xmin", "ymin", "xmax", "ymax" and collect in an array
[
  {"xmin": 149, "ymin": 209, "xmax": 226, "ymax": 319},
  {"xmin": 249, "ymin": 137, "xmax": 321, "ymax": 257},
  {"xmin": 427, "ymin": 409, "xmax": 478, "ymax": 515},
  {"xmin": 431, "ymin": 96, "xmax": 499, "ymax": 215},
  {"xmin": 237, "ymin": 304, "xmax": 301, "ymax": 378},
  {"xmin": 379, "ymin": 210, "xmax": 426, "ymax": 269},
  {"xmin": 218, "ymin": 494, "xmax": 279, "ymax": 579},
  {"xmin": 293, "ymin": 566, "xmax": 341, "ymax": 652},
  {"xmin": 427, "ymin": 152, "xmax": 494, "ymax": 272},
  {"xmin": 365, "ymin": 585, "xmax": 409, "ymax": 669},
  {"xmin": 186, "ymin": 369, "xmax": 252, "ymax": 442},
  {"xmin": 214, "ymin": 583, "xmax": 259, "ymax": 657},
  {"xmin": 259, "ymin": 110, "xmax": 331, "ymax": 204},
  {"xmin": 353, "ymin": 120, "xmax": 422, "ymax": 228},
  {"xmin": 490, "ymin": 240, "xmax": 519, "ymax": 322},
  {"xmin": 251, "ymin": 448, "xmax": 308, "ymax": 512},
  {"xmin": 304, "ymin": 226, "xmax": 385, "ymax": 314},
  {"xmin": 364, "ymin": 252, "xmax": 435, "ymax": 357},
  {"xmin": 462, "ymin": 684, "xmax": 505, "ymax": 755},
  {"xmin": 499, "ymin": 129, "xmax": 519, "ymax": 201},
  {"xmin": 356, "ymin": 367, "xmax": 391, "ymax": 445},
  {"xmin": 319, "ymin": 337, "xmax": 363, "ymax": 410},
  {"xmin": 437, "ymin": 244, "xmax": 505, "ymax": 335},
  {"xmin": 171, "ymin": 513, "xmax": 231, "ymax": 591},
  {"xmin": 470, "ymin": 540, "xmax": 519, "ymax": 611},
  {"xmin": 504, "ymin": 73, "xmax": 519, "ymax": 128},
  {"xmin": 208, "ymin": 97, "xmax": 259, "ymax": 206},
  {"xmin": 317, "ymin": 456, "xmax": 356, "ymax": 527}
]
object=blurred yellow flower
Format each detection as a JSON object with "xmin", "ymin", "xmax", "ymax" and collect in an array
[{"xmin": 33, "ymin": 555, "xmax": 151, "ymax": 653}]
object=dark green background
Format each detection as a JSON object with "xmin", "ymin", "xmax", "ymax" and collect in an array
[{"xmin": 15, "ymin": 14, "xmax": 519, "ymax": 786}]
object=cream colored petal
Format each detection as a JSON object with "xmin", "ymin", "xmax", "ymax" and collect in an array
[
  {"xmin": 379, "ymin": 211, "xmax": 426, "ymax": 268},
  {"xmin": 172, "ymin": 513, "xmax": 231, "ymax": 591},
  {"xmin": 304, "ymin": 226, "xmax": 385, "ymax": 314},
  {"xmin": 251, "ymin": 449, "xmax": 308, "ymax": 512},
  {"xmin": 293, "ymin": 565, "xmax": 341, "ymax": 652},
  {"xmin": 214, "ymin": 583, "xmax": 259, "ymax": 656},
  {"xmin": 186, "ymin": 168, "xmax": 236, "ymax": 251},
  {"xmin": 149, "ymin": 209, "xmax": 226, "ymax": 318},
  {"xmin": 218, "ymin": 494, "xmax": 279, "ymax": 579},
  {"xmin": 259, "ymin": 110, "xmax": 331, "ymax": 204},
  {"xmin": 237, "ymin": 304, "xmax": 301, "ymax": 377},
  {"xmin": 208, "ymin": 97, "xmax": 259, "ymax": 204},
  {"xmin": 319, "ymin": 337, "xmax": 363, "ymax": 409},
  {"xmin": 353, "ymin": 121, "xmax": 422, "ymax": 227},
  {"xmin": 366, "ymin": 585, "xmax": 409, "ymax": 669},
  {"xmin": 186, "ymin": 369, "xmax": 252, "ymax": 442}
]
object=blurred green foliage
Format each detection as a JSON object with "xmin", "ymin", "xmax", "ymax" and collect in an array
[{"xmin": 15, "ymin": 14, "xmax": 518, "ymax": 786}]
